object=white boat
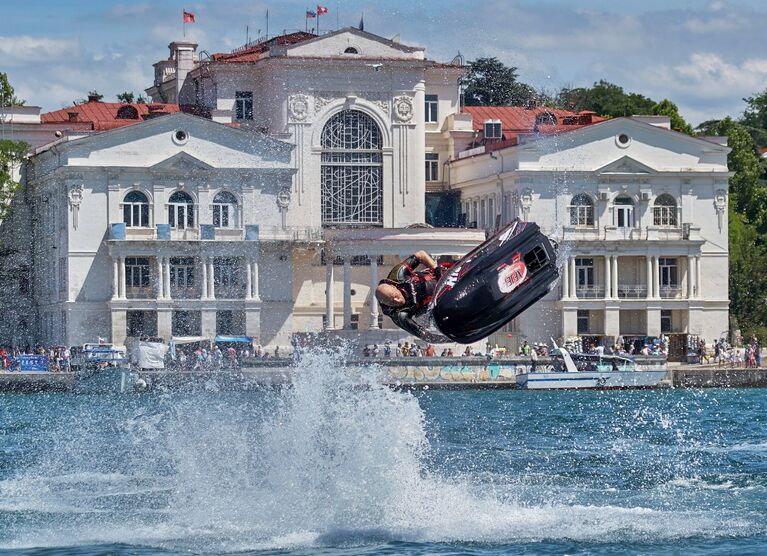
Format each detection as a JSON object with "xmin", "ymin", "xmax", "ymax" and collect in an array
[
  {"xmin": 516, "ymin": 341, "xmax": 668, "ymax": 390},
  {"xmin": 70, "ymin": 343, "xmax": 127, "ymax": 370}
]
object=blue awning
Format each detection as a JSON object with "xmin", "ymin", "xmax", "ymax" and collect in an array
[{"xmin": 214, "ymin": 335, "xmax": 253, "ymax": 343}]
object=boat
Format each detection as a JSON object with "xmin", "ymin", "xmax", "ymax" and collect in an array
[
  {"xmin": 516, "ymin": 341, "xmax": 668, "ymax": 390},
  {"xmin": 70, "ymin": 343, "xmax": 127, "ymax": 371}
]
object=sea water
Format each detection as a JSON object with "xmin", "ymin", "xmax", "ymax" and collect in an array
[{"xmin": 0, "ymin": 353, "xmax": 765, "ymax": 555}]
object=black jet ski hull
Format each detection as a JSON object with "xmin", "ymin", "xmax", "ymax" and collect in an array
[{"xmin": 431, "ymin": 219, "xmax": 559, "ymax": 344}]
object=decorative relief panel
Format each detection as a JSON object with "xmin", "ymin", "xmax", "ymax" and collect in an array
[
  {"xmin": 288, "ymin": 94, "xmax": 311, "ymax": 122},
  {"xmin": 312, "ymin": 91, "xmax": 392, "ymax": 116},
  {"xmin": 392, "ymin": 95, "xmax": 414, "ymax": 123}
]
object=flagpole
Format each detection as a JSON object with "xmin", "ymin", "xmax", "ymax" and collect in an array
[
  {"xmin": 305, "ymin": 7, "xmax": 308, "ymax": 32},
  {"xmin": 266, "ymin": 9, "xmax": 269, "ymax": 40},
  {"xmin": 183, "ymin": 8, "xmax": 186, "ymax": 37}
]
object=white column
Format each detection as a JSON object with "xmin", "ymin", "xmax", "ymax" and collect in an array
[
  {"xmin": 163, "ymin": 257, "xmax": 171, "ymax": 299},
  {"xmin": 604, "ymin": 255, "xmax": 611, "ymax": 299},
  {"xmin": 561, "ymin": 257, "xmax": 570, "ymax": 299},
  {"xmin": 251, "ymin": 260, "xmax": 260, "ymax": 301},
  {"xmin": 208, "ymin": 257, "xmax": 216, "ymax": 300},
  {"xmin": 695, "ymin": 255, "xmax": 702, "ymax": 299},
  {"xmin": 687, "ymin": 255, "xmax": 695, "ymax": 299},
  {"xmin": 112, "ymin": 258, "xmax": 119, "ymax": 300},
  {"xmin": 245, "ymin": 259, "xmax": 253, "ymax": 300},
  {"xmin": 652, "ymin": 256, "xmax": 660, "ymax": 299},
  {"xmin": 118, "ymin": 256, "xmax": 126, "ymax": 299},
  {"xmin": 156, "ymin": 257, "xmax": 164, "ymax": 299},
  {"xmin": 369, "ymin": 256, "xmax": 380, "ymax": 329},
  {"xmin": 343, "ymin": 257, "xmax": 352, "ymax": 330},
  {"xmin": 325, "ymin": 258, "xmax": 335, "ymax": 329},
  {"xmin": 612, "ymin": 255, "xmax": 619, "ymax": 299},
  {"xmin": 645, "ymin": 256, "xmax": 653, "ymax": 299},
  {"xmin": 201, "ymin": 257, "xmax": 208, "ymax": 300},
  {"xmin": 569, "ymin": 257, "xmax": 577, "ymax": 299}
]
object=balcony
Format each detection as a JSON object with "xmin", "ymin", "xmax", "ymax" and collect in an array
[
  {"xmin": 575, "ymin": 285, "xmax": 605, "ymax": 299},
  {"xmin": 603, "ymin": 226, "xmax": 643, "ymax": 241},
  {"xmin": 562, "ymin": 226, "xmax": 600, "ymax": 241},
  {"xmin": 618, "ymin": 284, "xmax": 648, "ymax": 299},
  {"xmin": 170, "ymin": 287, "xmax": 199, "ymax": 300},
  {"xmin": 125, "ymin": 286, "xmax": 153, "ymax": 300},
  {"xmin": 659, "ymin": 285, "xmax": 684, "ymax": 299}
]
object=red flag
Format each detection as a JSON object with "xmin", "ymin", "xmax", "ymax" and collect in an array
[
  {"xmin": 317, "ymin": 5, "xmax": 328, "ymax": 15},
  {"xmin": 183, "ymin": 11, "xmax": 195, "ymax": 23}
]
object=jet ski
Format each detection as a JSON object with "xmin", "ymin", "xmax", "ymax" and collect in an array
[{"xmin": 430, "ymin": 219, "xmax": 559, "ymax": 344}]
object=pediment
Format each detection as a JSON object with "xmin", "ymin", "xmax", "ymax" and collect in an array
[
  {"xmin": 151, "ymin": 152, "xmax": 213, "ymax": 172},
  {"xmin": 595, "ymin": 156, "xmax": 657, "ymax": 175}
]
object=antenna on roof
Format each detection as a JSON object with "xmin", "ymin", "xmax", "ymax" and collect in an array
[{"xmin": 450, "ymin": 52, "xmax": 464, "ymax": 66}]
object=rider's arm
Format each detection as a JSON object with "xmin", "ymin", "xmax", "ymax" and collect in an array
[
  {"xmin": 390, "ymin": 309, "xmax": 451, "ymax": 344},
  {"xmin": 413, "ymin": 250, "xmax": 438, "ymax": 270}
]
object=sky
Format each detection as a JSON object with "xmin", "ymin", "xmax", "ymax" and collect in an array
[{"xmin": 1, "ymin": 0, "xmax": 765, "ymax": 126}]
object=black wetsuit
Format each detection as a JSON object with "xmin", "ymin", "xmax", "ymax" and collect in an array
[{"xmin": 379, "ymin": 255, "xmax": 449, "ymax": 341}]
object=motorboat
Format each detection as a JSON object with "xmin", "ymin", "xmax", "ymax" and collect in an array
[{"xmin": 516, "ymin": 340, "xmax": 668, "ymax": 390}]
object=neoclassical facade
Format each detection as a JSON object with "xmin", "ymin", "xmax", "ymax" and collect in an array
[{"xmin": 450, "ymin": 116, "xmax": 731, "ymax": 356}]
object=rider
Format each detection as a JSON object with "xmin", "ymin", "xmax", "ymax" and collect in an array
[{"xmin": 375, "ymin": 251, "xmax": 451, "ymax": 342}]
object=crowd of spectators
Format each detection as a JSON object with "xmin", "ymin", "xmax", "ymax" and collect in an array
[
  {"xmin": 710, "ymin": 335, "xmax": 762, "ymax": 368},
  {"xmin": 0, "ymin": 346, "xmax": 72, "ymax": 372}
]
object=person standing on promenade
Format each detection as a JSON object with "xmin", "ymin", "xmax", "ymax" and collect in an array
[{"xmin": 530, "ymin": 343, "xmax": 538, "ymax": 373}]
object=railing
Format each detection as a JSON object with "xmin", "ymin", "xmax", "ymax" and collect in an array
[
  {"xmin": 125, "ymin": 286, "xmax": 153, "ymax": 299},
  {"xmin": 214, "ymin": 286, "xmax": 248, "ymax": 299},
  {"xmin": 170, "ymin": 287, "xmax": 199, "ymax": 300},
  {"xmin": 259, "ymin": 225, "xmax": 324, "ymax": 242},
  {"xmin": 575, "ymin": 286, "xmax": 605, "ymax": 299},
  {"xmin": 562, "ymin": 226, "xmax": 600, "ymax": 241},
  {"xmin": 618, "ymin": 284, "xmax": 648, "ymax": 299},
  {"xmin": 659, "ymin": 285, "xmax": 684, "ymax": 299}
]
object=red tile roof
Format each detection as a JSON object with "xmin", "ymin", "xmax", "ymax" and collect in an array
[
  {"xmin": 211, "ymin": 32, "xmax": 317, "ymax": 64},
  {"xmin": 462, "ymin": 106, "xmax": 606, "ymax": 142},
  {"xmin": 42, "ymin": 101, "xmax": 181, "ymax": 131}
]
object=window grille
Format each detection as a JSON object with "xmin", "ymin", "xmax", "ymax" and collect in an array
[
  {"xmin": 212, "ymin": 191, "xmax": 238, "ymax": 228},
  {"xmin": 653, "ymin": 194, "xmax": 678, "ymax": 227},
  {"xmin": 320, "ymin": 110, "xmax": 383, "ymax": 226},
  {"xmin": 569, "ymin": 194, "xmax": 594, "ymax": 226},
  {"xmin": 168, "ymin": 191, "xmax": 194, "ymax": 229},
  {"xmin": 125, "ymin": 257, "xmax": 150, "ymax": 287},
  {"xmin": 123, "ymin": 191, "xmax": 150, "ymax": 227}
]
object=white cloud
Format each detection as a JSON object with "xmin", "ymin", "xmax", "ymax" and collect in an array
[{"xmin": 0, "ymin": 36, "xmax": 80, "ymax": 66}]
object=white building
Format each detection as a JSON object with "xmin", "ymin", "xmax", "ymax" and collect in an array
[
  {"xmin": 449, "ymin": 116, "xmax": 731, "ymax": 357},
  {"xmin": 3, "ymin": 27, "xmax": 731, "ymax": 353},
  {"xmin": 10, "ymin": 28, "xmax": 483, "ymax": 347}
]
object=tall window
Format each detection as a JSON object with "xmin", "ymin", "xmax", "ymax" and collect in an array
[
  {"xmin": 123, "ymin": 191, "xmax": 150, "ymax": 227},
  {"xmin": 425, "ymin": 94, "xmax": 438, "ymax": 123},
  {"xmin": 653, "ymin": 194, "xmax": 678, "ymax": 227},
  {"xmin": 614, "ymin": 196, "xmax": 634, "ymax": 228},
  {"xmin": 168, "ymin": 191, "xmax": 194, "ymax": 229},
  {"xmin": 212, "ymin": 191, "xmax": 238, "ymax": 228},
  {"xmin": 425, "ymin": 153, "xmax": 439, "ymax": 182},
  {"xmin": 661, "ymin": 310, "xmax": 673, "ymax": 333},
  {"xmin": 569, "ymin": 194, "xmax": 594, "ymax": 227},
  {"xmin": 125, "ymin": 257, "xmax": 150, "ymax": 288},
  {"xmin": 575, "ymin": 258, "xmax": 595, "ymax": 287},
  {"xmin": 484, "ymin": 120, "xmax": 502, "ymax": 139},
  {"xmin": 577, "ymin": 310, "xmax": 590, "ymax": 334},
  {"xmin": 214, "ymin": 257, "xmax": 244, "ymax": 298},
  {"xmin": 235, "ymin": 91, "xmax": 253, "ymax": 120},
  {"xmin": 488, "ymin": 197, "xmax": 495, "ymax": 227},
  {"xmin": 320, "ymin": 110, "xmax": 383, "ymax": 225},
  {"xmin": 170, "ymin": 257, "xmax": 195, "ymax": 297},
  {"xmin": 659, "ymin": 258, "xmax": 678, "ymax": 287}
]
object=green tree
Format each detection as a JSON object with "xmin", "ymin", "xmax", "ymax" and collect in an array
[
  {"xmin": 463, "ymin": 57, "xmax": 537, "ymax": 106},
  {"xmin": 728, "ymin": 206, "xmax": 767, "ymax": 337},
  {"xmin": 116, "ymin": 91, "xmax": 135, "ymax": 103},
  {"xmin": 0, "ymin": 139, "xmax": 29, "ymax": 222},
  {"xmin": 87, "ymin": 90, "xmax": 104, "ymax": 102},
  {"xmin": 713, "ymin": 118, "xmax": 763, "ymax": 217},
  {"xmin": 651, "ymin": 99, "xmax": 694, "ymax": 135},
  {"xmin": 740, "ymin": 88, "xmax": 767, "ymax": 147},
  {"xmin": 555, "ymin": 80, "xmax": 656, "ymax": 118},
  {"xmin": 0, "ymin": 72, "xmax": 24, "ymax": 107}
]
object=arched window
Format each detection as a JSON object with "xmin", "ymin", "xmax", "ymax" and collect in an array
[
  {"xmin": 168, "ymin": 191, "xmax": 195, "ymax": 229},
  {"xmin": 123, "ymin": 190, "xmax": 149, "ymax": 227},
  {"xmin": 614, "ymin": 196, "xmax": 634, "ymax": 228},
  {"xmin": 116, "ymin": 105, "xmax": 139, "ymax": 120},
  {"xmin": 343, "ymin": 47, "xmax": 359, "ymax": 54},
  {"xmin": 569, "ymin": 193, "xmax": 594, "ymax": 227},
  {"xmin": 653, "ymin": 194, "xmax": 678, "ymax": 227},
  {"xmin": 212, "ymin": 191, "xmax": 238, "ymax": 228},
  {"xmin": 320, "ymin": 110, "xmax": 383, "ymax": 225}
]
